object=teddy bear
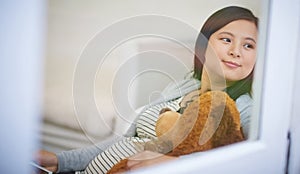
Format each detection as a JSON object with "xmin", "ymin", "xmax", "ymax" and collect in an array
[{"xmin": 107, "ymin": 91, "xmax": 245, "ymax": 173}]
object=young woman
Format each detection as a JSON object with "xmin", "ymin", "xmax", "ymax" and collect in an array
[{"xmin": 37, "ymin": 6, "xmax": 258, "ymax": 174}]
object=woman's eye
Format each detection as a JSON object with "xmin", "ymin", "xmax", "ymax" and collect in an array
[
  {"xmin": 221, "ymin": 38, "xmax": 231, "ymax": 43},
  {"xmin": 244, "ymin": 44, "xmax": 254, "ymax": 49}
]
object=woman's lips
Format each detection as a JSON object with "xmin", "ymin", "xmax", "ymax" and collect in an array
[{"xmin": 222, "ymin": 60, "xmax": 242, "ymax": 68}]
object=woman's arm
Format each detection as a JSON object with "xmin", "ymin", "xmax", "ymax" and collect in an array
[
  {"xmin": 57, "ymin": 135, "xmax": 126, "ymax": 172},
  {"xmin": 235, "ymin": 94, "xmax": 253, "ymax": 139},
  {"xmin": 37, "ymin": 135, "xmax": 124, "ymax": 173},
  {"xmin": 126, "ymin": 151, "xmax": 178, "ymax": 172},
  {"xmin": 39, "ymin": 104, "xmax": 145, "ymax": 172}
]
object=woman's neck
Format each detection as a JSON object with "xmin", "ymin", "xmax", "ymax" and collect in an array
[{"xmin": 200, "ymin": 68, "xmax": 230, "ymax": 93}]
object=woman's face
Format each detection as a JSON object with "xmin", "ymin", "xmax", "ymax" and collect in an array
[{"xmin": 204, "ymin": 19, "xmax": 257, "ymax": 83}]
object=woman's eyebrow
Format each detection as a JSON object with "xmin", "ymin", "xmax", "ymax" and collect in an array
[
  {"xmin": 218, "ymin": 31, "xmax": 256, "ymax": 44},
  {"xmin": 218, "ymin": 31, "xmax": 233, "ymax": 36},
  {"xmin": 245, "ymin": 37, "xmax": 257, "ymax": 44}
]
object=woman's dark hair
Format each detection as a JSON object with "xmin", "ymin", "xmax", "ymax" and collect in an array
[{"xmin": 193, "ymin": 6, "xmax": 258, "ymax": 100}]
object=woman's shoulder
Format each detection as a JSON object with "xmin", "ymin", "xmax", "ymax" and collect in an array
[
  {"xmin": 236, "ymin": 93, "xmax": 253, "ymax": 105},
  {"xmin": 235, "ymin": 93, "xmax": 253, "ymax": 114}
]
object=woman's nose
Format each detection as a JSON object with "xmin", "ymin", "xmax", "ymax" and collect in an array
[{"xmin": 228, "ymin": 44, "xmax": 241, "ymax": 58}]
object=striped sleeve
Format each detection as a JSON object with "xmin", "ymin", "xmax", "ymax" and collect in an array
[{"xmin": 84, "ymin": 137, "xmax": 149, "ymax": 174}]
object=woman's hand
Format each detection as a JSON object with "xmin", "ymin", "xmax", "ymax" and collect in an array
[
  {"xmin": 126, "ymin": 151, "xmax": 178, "ymax": 171},
  {"xmin": 34, "ymin": 150, "xmax": 58, "ymax": 173}
]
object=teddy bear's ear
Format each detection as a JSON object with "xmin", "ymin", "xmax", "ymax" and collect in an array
[{"xmin": 155, "ymin": 111, "xmax": 180, "ymax": 137}]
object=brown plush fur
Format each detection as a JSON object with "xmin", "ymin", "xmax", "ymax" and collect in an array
[
  {"xmin": 107, "ymin": 91, "xmax": 244, "ymax": 173},
  {"xmin": 155, "ymin": 111, "xmax": 180, "ymax": 137}
]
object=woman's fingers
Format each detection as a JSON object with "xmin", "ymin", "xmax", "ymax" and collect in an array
[{"xmin": 35, "ymin": 150, "xmax": 58, "ymax": 172}]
